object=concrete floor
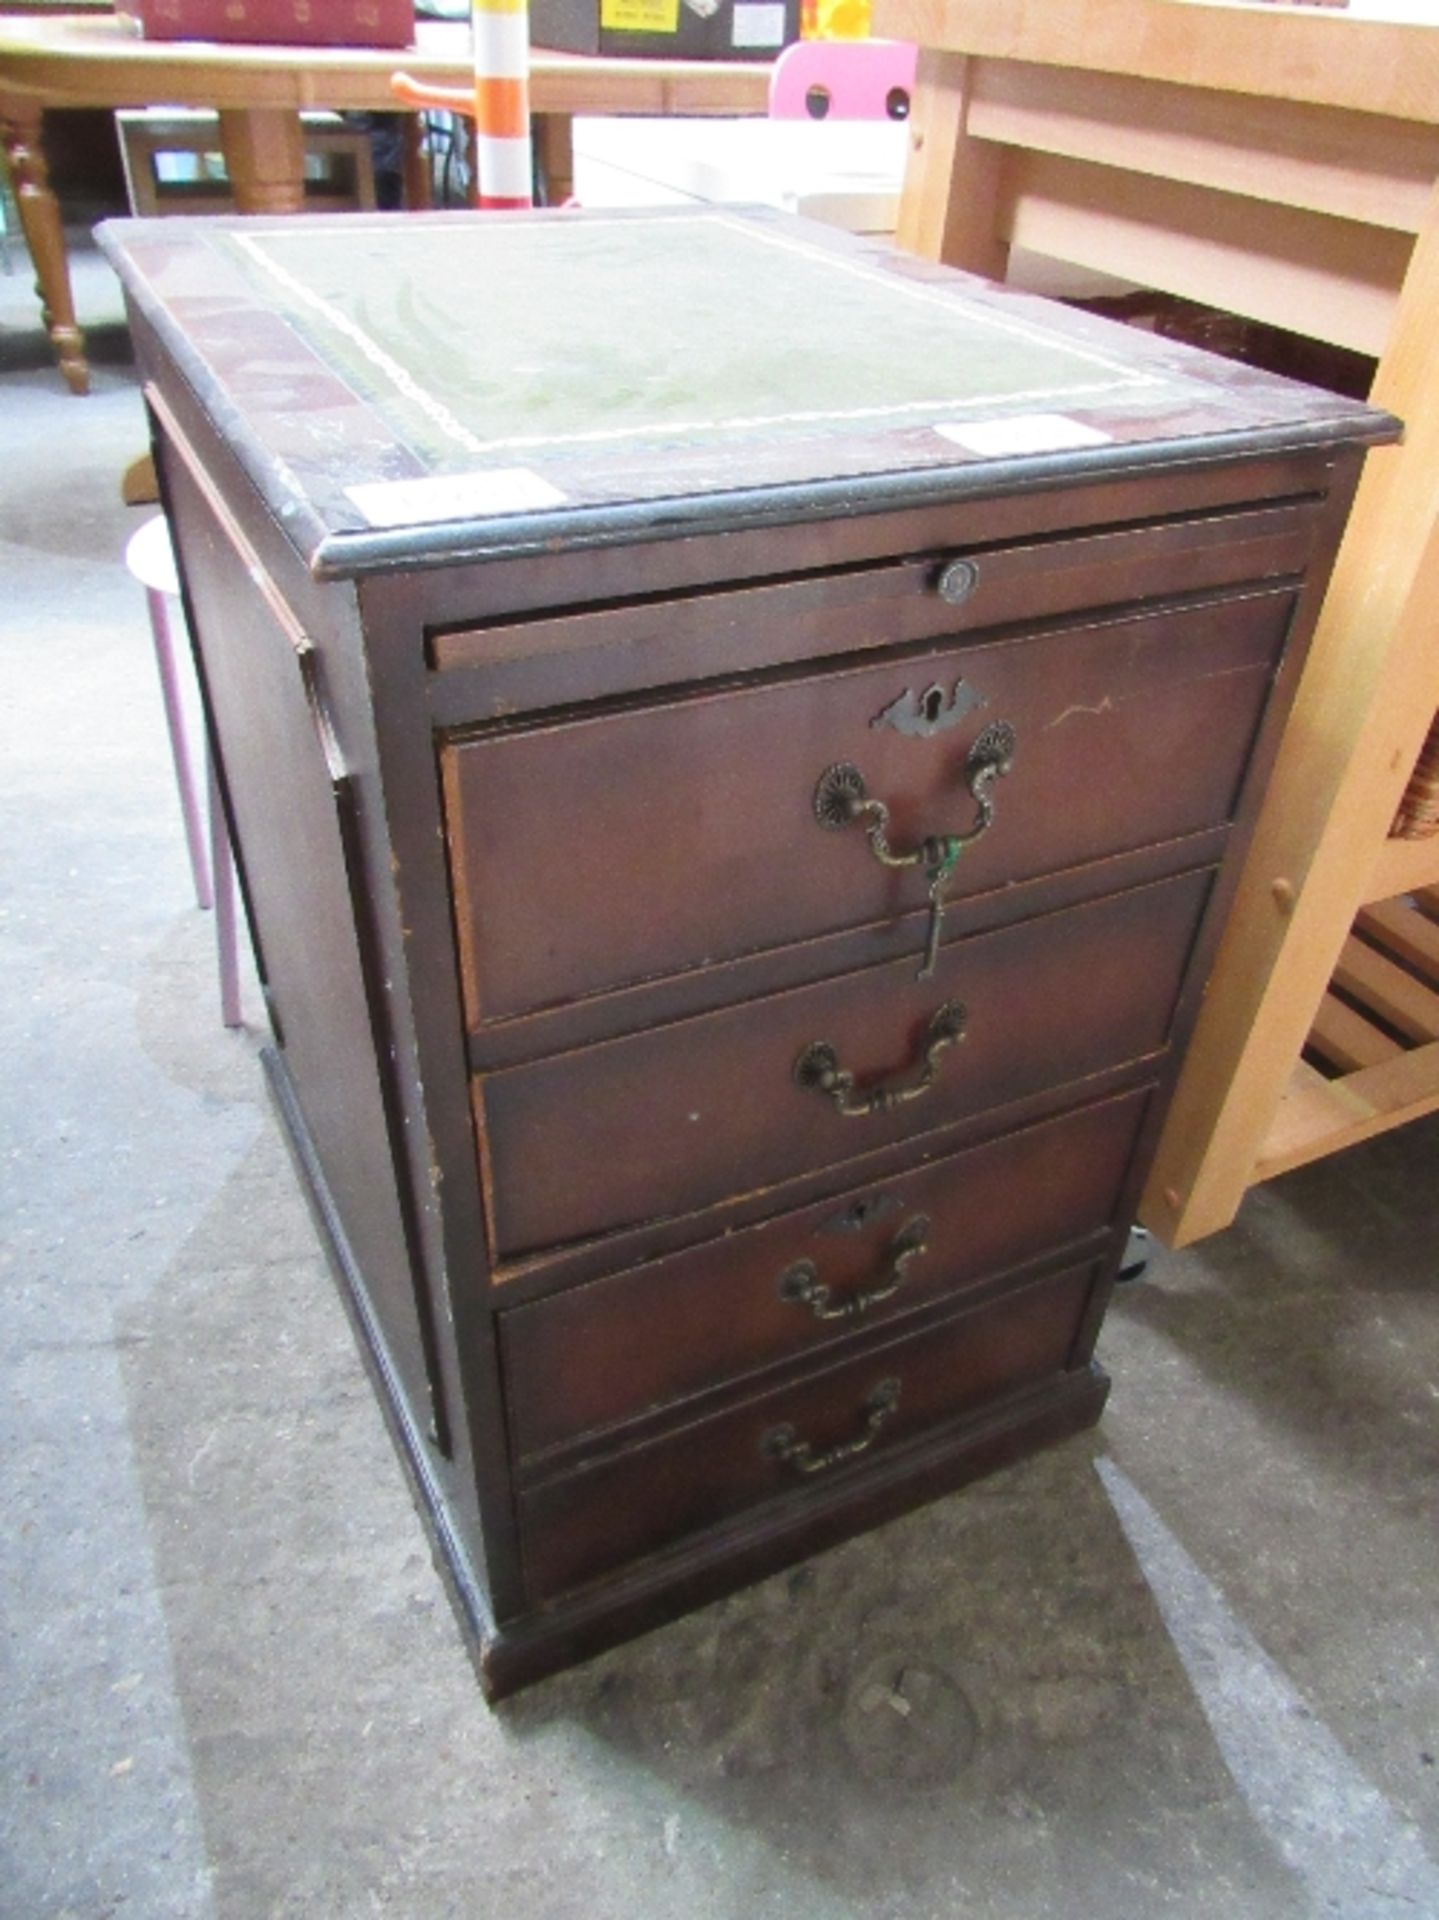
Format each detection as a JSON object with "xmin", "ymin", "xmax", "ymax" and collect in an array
[{"xmin": 2, "ymin": 234, "xmax": 1438, "ymax": 1920}]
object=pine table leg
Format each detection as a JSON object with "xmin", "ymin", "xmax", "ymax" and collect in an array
[
  {"xmin": 1141, "ymin": 180, "xmax": 1439, "ymax": 1245},
  {"xmin": 217, "ymin": 107, "xmax": 307, "ymax": 215},
  {"xmin": 894, "ymin": 49, "xmax": 1008, "ymax": 279}
]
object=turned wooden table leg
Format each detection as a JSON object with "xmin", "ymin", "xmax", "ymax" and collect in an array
[
  {"xmin": 0, "ymin": 93, "xmax": 89, "ymax": 395},
  {"xmin": 217, "ymin": 107, "xmax": 307, "ymax": 214}
]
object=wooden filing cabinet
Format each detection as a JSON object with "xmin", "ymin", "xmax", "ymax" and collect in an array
[{"xmin": 100, "ymin": 206, "xmax": 1393, "ymax": 1695}]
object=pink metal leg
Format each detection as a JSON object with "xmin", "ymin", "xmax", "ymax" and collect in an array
[
  {"xmin": 146, "ymin": 584, "xmax": 213, "ymax": 910},
  {"xmin": 208, "ymin": 749, "xmax": 243, "ymax": 1029}
]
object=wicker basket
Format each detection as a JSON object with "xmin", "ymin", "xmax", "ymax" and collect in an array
[{"xmin": 1392, "ymin": 708, "xmax": 1439, "ymax": 840}]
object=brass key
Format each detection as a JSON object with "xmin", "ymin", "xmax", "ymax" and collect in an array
[
  {"xmin": 919, "ymin": 837, "xmax": 963, "ymax": 980},
  {"xmin": 812, "ymin": 723, "xmax": 1015, "ymax": 982}
]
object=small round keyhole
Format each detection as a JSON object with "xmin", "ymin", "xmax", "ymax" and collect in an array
[{"xmin": 923, "ymin": 687, "xmax": 945, "ymax": 725}]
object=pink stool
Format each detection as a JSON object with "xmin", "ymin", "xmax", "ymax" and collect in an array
[{"xmin": 125, "ymin": 514, "xmax": 242, "ymax": 1029}]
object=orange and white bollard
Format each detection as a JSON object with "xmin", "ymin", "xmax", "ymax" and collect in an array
[
  {"xmin": 392, "ymin": 0, "xmax": 534, "ymax": 210},
  {"xmin": 468, "ymin": 0, "xmax": 533, "ymax": 208}
]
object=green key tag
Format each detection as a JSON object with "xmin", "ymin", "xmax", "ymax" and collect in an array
[{"xmin": 919, "ymin": 838, "xmax": 965, "ymax": 980}]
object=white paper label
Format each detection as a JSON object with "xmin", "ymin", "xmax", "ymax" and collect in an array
[
  {"xmin": 732, "ymin": 3, "xmax": 786, "ymax": 48},
  {"xmin": 346, "ymin": 468, "xmax": 567, "ymax": 527},
  {"xmin": 934, "ymin": 414, "xmax": 1114, "ymax": 458}
]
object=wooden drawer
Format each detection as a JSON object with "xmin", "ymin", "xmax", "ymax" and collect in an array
[
  {"xmin": 501, "ymin": 1087, "xmax": 1148, "ymax": 1462},
  {"xmin": 442, "ymin": 586, "xmax": 1294, "ymax": 1025},
  {"xmin": 429, "ymin": 496, "xmax": 1319, "ymax": 706},
  {"xmin": 478, "ymin": 866, "xmax": 1209, "ymax": 1258},
  {"xmin": 518, "ymin": 1260, "xmax": 1099, "ymax": 1601}
]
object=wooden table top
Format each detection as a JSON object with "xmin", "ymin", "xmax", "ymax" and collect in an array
[
  {"xmin": 0, "ymin": 12, "xmax": 772, "ymax": 115},
  {"xmin": 100, "ymin": 203, "xmax": 1393, "ymax": 576},
  {"xmin": 871, "ymin": 0, "xmax": 1439, "ymax": 121}
]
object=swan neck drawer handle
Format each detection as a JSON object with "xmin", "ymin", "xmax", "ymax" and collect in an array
[
  {"xmin": 812, "ymin": 721, "xmax": 1016, "ymax": 870},
  {"xmin": 761, "ymin": 1378, "xmax": 901, "ymax": 1475},
  {"xmin": 793, "ymin": 1001, "xmax": 966, "ymax": 1118},
  {"xmin": 813, "ymin": 723, "xmax": 1016, "ymax": 979},
  {"xmin": 777, "ymin": 1215, "xmax": 930, "ymax": 1322}
]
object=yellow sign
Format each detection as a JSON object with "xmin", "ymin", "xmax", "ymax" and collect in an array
[{"xmin": 600, "ymin": 0, "xmax": 680, "ymax": 32}]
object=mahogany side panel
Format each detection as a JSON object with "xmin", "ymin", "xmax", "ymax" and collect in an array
[{"xmin": 157, "ymin": 442, "xmax": 442, "ymax": 1439}]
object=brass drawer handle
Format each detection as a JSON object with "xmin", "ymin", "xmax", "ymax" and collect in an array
[
  {"xmin": 813, "ymin": 721, "xmax": 1016, "ymax": 866},
  {"xmin": 794, "ymin": 1001, "xmax": 966, "ymax": 1118},
  {"xmin": 762, "ymin": 1378, "xmax": 901, "ymax": 1475},
  {"xmin": 814, "ymin": 722, "xmax": 1016, "ymax": 979},
  {"xmin": 778, "ymin": 1214, "xmax": 930, "ymax": 1322}
]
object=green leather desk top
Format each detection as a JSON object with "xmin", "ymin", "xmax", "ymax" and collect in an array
[{"xmin": 100, "ymin": 205, "xmax": 1395, "ymax": 574}]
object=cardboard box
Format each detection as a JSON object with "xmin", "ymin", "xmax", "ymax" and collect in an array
[
  {"xmin": 117, "ymin": 0, "xmax": 416, "ymax": 48},
  {"xmin": 531, "ymin": 0, "xmax": 799, "ymax": 61}
]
